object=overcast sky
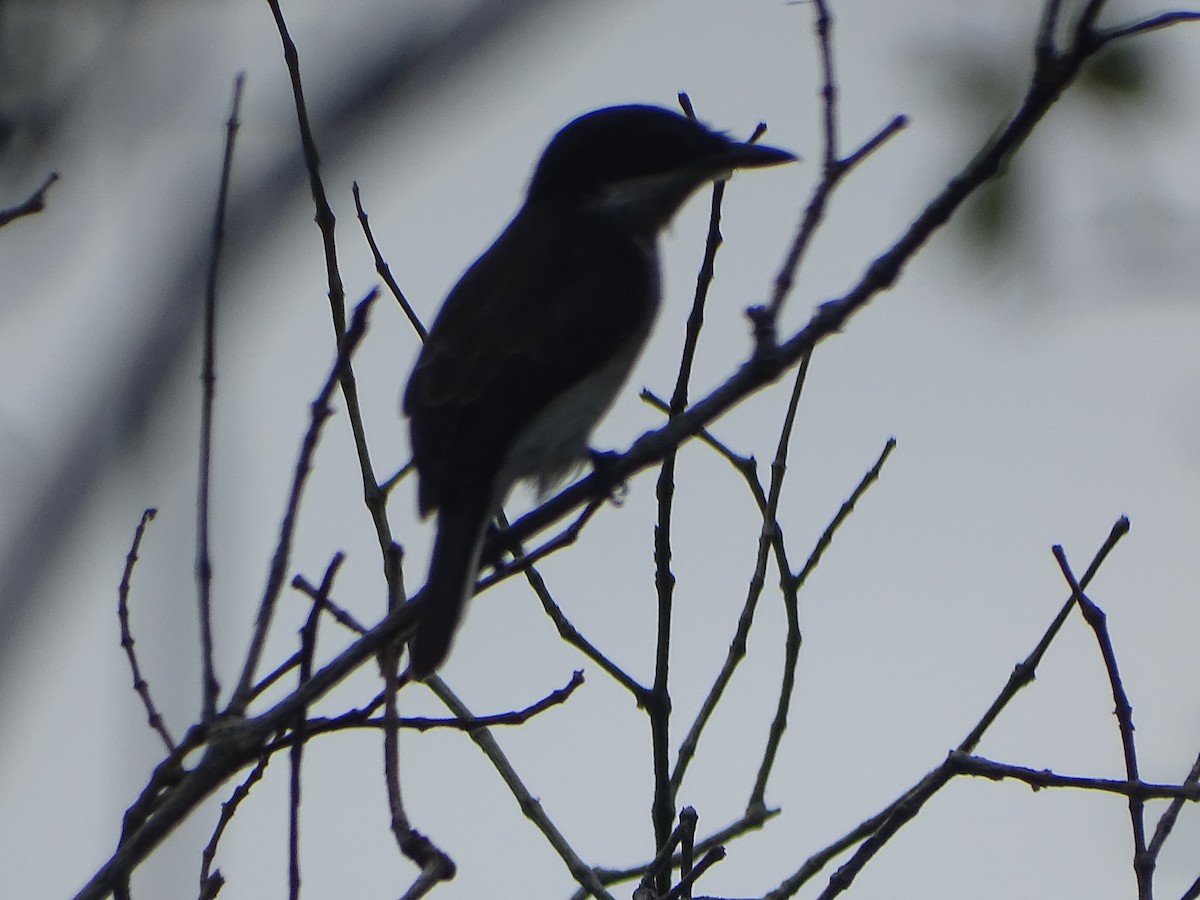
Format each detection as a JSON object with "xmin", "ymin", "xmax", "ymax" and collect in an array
[{"xmin": 2, "ymin": 1, "xmax": 1199, "ymax": 898}]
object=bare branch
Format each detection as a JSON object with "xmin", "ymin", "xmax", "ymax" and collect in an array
[
  {"xmin": 662, "ymin": 846, "xmax": 725, "ymax": 900},
  {"xmin": 767, "ymin": 518, "xmax": 1131, "ymax": 898},
  {"xmin": 478, "ymin": 499, "xmax": 605, "ymax": 593},
  {"xmin": 196, "ymin": 72, "xmax": 246, "ymax": 722},
  {"xmin": 288, "ymin": 553, "xmax": 343, "ymax": 899},
  {"xmin": 1099, "ymin": 11, "xmax": 1200, "ymax": 43},
  {"xmin": 117, "ymin": 508, "xmax": 175, "ymax": 753},
  {"xmin": 648, "ymin": 102, "xmax": 739, "ymax": 871},
  {"xmin": 1036, "ymin": 0, "xmax": 1067, "ymax": 58},
  {"xmin": 1052, "ymin": 546, "xmax": 1150, "ymax": 897},
  {"xmin": 766, "ymin": 0, "xmax": 906, "ymax": 322},
  {"xmin": 231, "ymin": 289, "xmax": 379, "ymax": 712},
  {"xmin": 425, "ymin": 676, "xmax": 614, "ymax": 899},
  {"xmin": 750, "ymin": 432, "xmax": 896, "ymax": 807},
  {"xmin": 353, "ymin": 181, "xmax": 427, "ymax": 341},
  {"xmin": 0, "ymin": 172, "xmax": 59, "ymax": 228},
  {"xmin": 812, "ymin": 0, "xmax": 838, "ymax": 166},
  {"xmin": 1149, "ymin": 748, "xmax": 1200, "ymax": 857},
  {"xmin": 790, "ymin": 437, "xmax": 896, "ymax": 596},
  {"xmin": 949, "ymin": 751, "xmax": 1200, "ymax": 801},
  {"xmin": 273, "ymin": 670, "xmax": 585, "ymax": 742},
  {"xmin": 291, "ymin": 573, "xmax": 368, "ymax": 635},
  {"xmin": 582, "ymin": 805, "xmax": 778, "ymax": 898},
  {"xmin": 199, "ymin": 757, "xmax": 269, "ymax": 891},
  {"xmin": 487, "ymin": 508, "xmax": 645, "ymax": 696},
  {"xmin": 672, "ymin": 355, "xmax": 813, "ymax": 798},
  {"xmin": 266, "ymin": 0, "xmax": 398, "ymax": 598}
]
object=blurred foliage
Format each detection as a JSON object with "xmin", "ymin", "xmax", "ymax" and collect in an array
[
  {"xmin": 1079, "ymin": 41, "xmax": 1152, "ymax": 100},
  {"xmin": 0, "ymin": 0, "xmax": 138, "ymax": 173},
  {"xmin": 960, "ymin": 174, "xmax": 1017, "ymax": 251},
  {"xmin": 955, "ymin": 39, "xmax": 1156, "ymax": 255}
]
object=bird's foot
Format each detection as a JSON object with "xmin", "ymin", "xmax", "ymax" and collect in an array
[
  {"xmin": 478, "ymin": 520, "xmax": 510, "ymax": 571},
  {"xmin": 588, "ymin": 449, "xmax": 629, "ymax": 506}
]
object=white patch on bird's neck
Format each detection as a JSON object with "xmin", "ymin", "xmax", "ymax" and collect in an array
[{"xmin": 588, "ymin": 169, "xmax": 717, "ymax": 234}]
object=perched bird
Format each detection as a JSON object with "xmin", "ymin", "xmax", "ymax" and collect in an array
[{"xmin": 403, "ymin": 103, "xmax": 794, "ymax": 678}]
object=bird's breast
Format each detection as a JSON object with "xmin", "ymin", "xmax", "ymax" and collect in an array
[{"xmin": 497, "ymin": 240, "xmax": 660, "ymax": 499}]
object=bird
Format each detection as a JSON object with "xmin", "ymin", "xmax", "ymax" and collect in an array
[{"xmin": 403, "ymin": 103, "xmax": 795, "ymax": 679}]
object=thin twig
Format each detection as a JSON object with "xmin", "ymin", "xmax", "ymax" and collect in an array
[
  {"xmin": 265, "ymin": 0, "xmax": 345, "ymax": 333},
  {"xmin": 197, "ymin": 72, "xmax": 245, "ymax": 721},
  {"xmin": 248, "ymin": 650, "xmax": 304, "ymax": 701},
  {"xmin": 198, "ymin": 870, "xmax": 224, "ymax": 900},
  {"xmin": 490, "ymin": 508, "xmax": 645, "ymax": 697},
  {"xmin": 671, "ymin": 355, "xmax": 813, "ymax": 797},
  {"xmin": 791, "ymin": 437, "xmax": 896, "ymax": 595},
  {"xmin": 425, "ymin": 676, "xmax": 610, "ymax": 898},
  {"xmin": 671, "ymin": 97, "xmax": 726, "ymax": 411},
  {"xmin": 662, "ymin": 846, "xmax": 725, "ymax": 900},
  {"xmin": 353, "ymin": 181, "xmax": 426, "ymax": 340},
  {"xmin": 199, "ymin": 756, "xmax": 269, "ymax": 891},
  {"xmin": 958, "ymin": 516, "xmax": 1130, "ymax": 754},
  {"xmin": 813, "ymin": 0, "xmax": 838, "ymax": 167},
  {"xmin": 288, "ymin": 553, "xmax": 342, "ymax": 899},
  {"xmin": 648, "ymin": 94, "xmax": 736, "ymax": 879},
  {"xmin": 1037, "ymin": 0, "xmax": 1067, "ymax": 58},
  {"xmin": 1052, "ymin": 546, "xmax": 1150, "ymax": 898},
  {"xmin": 266, "ymin": 0, "xmax": 398, "ymax": 591},
  {"xmin": 381, "ymin": 459, "xmax": 415, "ymax": 495},
  {"xmin": 751, "ymin": 431, "xmax": 895, "ymax": 806},
  {"xmin": 949, "ymin": 750, "xmax": 1200, "ymax": 801},
  {"xmin": 646, "ymin": 486, "xmax": 675, "ymax": 863},
  {"xmin": 478, "ymin": 499, "xmax": 605, "ymax": 592},
  {"xmin": 1148, "ymin": 748, "xmax": 1200, "ymax": 857},
  {"xmin": 640, "ymin": 390, "xmax": 760, "ymax": 485},
  {"xmin": 380, "ymin": 539, "xmax": 455, "ymax": 893},
  {"xmin": 747, "ymin": 355, "xmax": 811, "ymax": 810},
  {"xmin": 230, "ymin": 290, "xmax": 378, "ymax": 712},
  {"xmin": 269, "ymin": 670, "xmax": 585, "ymax": 744},
  {"xmin": 767, "ymin": 0, "xmax": 904, "ymax": 321},
  {"xmin": 766, "ymin": 517, "xmax": 1131, "ymax": 898},
  {"xmin": 841, "ymin": 115, "xmax": 908, "ymax": 169},
  {"xmin": 635, "ymin": 806, "xmax": 694, "ymax": 898},
  {"xmin": 246, "ymin": 574, "xmax": 375, "ymax": 702},
  {"xmin": 677, "ymin": 806, "xmax": 698, "ymax": 900},
  {"xmin": 0, "ymin": 171, "xmax": 59, "ymax": 228},
  {"xmin": 381, "ymin": 547, "xmax": 409, "ymax": 847},
  {"xmin": 292, "ymin": 574, "xmax": 369, "ymax": 634},
  {"xmin": 117, "ymin": 508, "xmax": 175, "ymax": 753},
  {"xmin": 577, "ymin": 805, "xmax": 778, "ymax": 899},
  {"xmin": 1099, "ymin": 11, "xmax": 1200, "ymax": 42}
]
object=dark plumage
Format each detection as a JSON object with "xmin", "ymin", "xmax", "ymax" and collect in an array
[{"xmin": 404, "ymin": 104, "xmax": 794, "ymax": 678}]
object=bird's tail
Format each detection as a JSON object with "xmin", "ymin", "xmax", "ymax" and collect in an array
[{"xmin": 409, "ymin": 497, "xmax": 492, "ymax": 679}]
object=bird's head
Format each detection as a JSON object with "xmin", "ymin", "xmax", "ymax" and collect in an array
[{"xmin": 525, "ymin": 104, "xmax": 795, "ymax": 231}]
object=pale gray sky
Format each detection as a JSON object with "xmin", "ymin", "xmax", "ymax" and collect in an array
[{"xmin": 2, "ymin": 1, "xmax": 1199, "ymax": 898}]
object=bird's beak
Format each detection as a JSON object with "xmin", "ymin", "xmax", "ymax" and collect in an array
[
  {"xmin": 721, "ymin": 141, "xmax": 798, "ymax": 170},
  {"xmin": 709, "ymin": 141, "xmax": 796, "ymax": 183}
]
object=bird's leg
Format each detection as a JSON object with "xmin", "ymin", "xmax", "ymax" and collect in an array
[
  {"xmin": 588, "ymin": 448, "xmax": 629, "ymax": 506},
  {"xmin": 478, "ymin": 519, "xmax": 510, "ymax": 572}
]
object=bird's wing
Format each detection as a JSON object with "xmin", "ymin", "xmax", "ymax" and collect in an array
[{"xmin": 403, "ymin": 207, "xmax": 657, "ymax": 514}]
